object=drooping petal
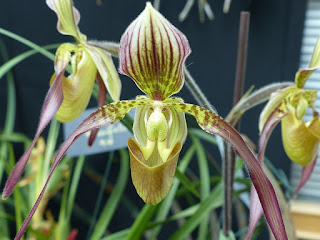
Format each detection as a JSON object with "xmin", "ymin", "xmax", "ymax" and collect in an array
[
  {"xmin": 54, "ymin": 48, "xmax": 97, "ymax": 123},
  {"xmin": 295, "ymin": 155, "xmax": 317, "ymax": 196},
  {"xmin": 85, "ymin": 44, "xmax": 122, "ymax": 101},
  {"xmin": 119, "ymin": 2, "xmax": 191, "ymax": 100},
  {"xmin": 46, "ymin": 0, "xmax": 86, "ymax": 42},
  {"xmin": 88, "ymin": 73, "xmax": 107, "ymax": 146},
  {"xmin": 2, "ymin": 58, "xmax": 68, "ymax": 199},
  {"xmin": 13, "ymin": 99, "xmax": 147, "ymax": 240},
  {"xmin": 170, "ymin": 102, "xmax": 288, "ymax": 240},
  {"xmin": 128, "ymin": 138, "xmax": 182, "ymax": 205},
  {"xmin": 281, "ymin": 115, "xmax": 320, "ymax": 166},
  {"xmin": 259, "ymin": 86, "xmax": 297, "ymax": 132},
  {"xmin": 247, "ymin": 106, "xmax": 287, "ymax": 240},
  {"xmin": 87, "ymin": 40, "xmax": 120, "ymax": 57}
]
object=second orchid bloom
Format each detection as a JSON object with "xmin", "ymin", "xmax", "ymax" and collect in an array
[{"xmin": 259, "ymin": 38, "xmax": 320, "ymax": 167}]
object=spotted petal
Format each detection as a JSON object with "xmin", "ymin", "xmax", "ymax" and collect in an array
[
  {"xmin": 53, "ymin": 45, "xmax": 97, "ymax": 123},
  {"xmin": 119, "ymin": 2, "xmax": 191, "ymax": 100},
  {"xmin": 46, "ymin": 0, "xmax": 86, "ymax": 42},
  {"xmin": 168, "ymin": 102, "xmax": 288, "ymax": 240},
  {"xmin": 13, "ymin": 99, "xmax": 147, "ymax": 240}
]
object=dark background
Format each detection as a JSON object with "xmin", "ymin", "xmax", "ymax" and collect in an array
[{"xmin": 0, "ymin": 0, "xmax": 307, "ymax": 238}]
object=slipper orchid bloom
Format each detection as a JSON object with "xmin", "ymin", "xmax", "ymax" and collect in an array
[
  {"xmin": 4, "ymin": 2, "xmax": 287, "ymax": 239},
  {"xmin": 2, "ymin": 0, "xmax": 121, "ymax": 201},
  {"xmin": 247, "ymin": 38, "xmax": 320, "ymax": 239}
]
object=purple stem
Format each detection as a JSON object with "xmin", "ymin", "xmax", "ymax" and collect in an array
[{"xmin": 223, "ymin": 11, "xmax": 250, "ymax": 236}]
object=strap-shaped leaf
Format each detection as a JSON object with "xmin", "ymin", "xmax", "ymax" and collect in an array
[
  {"xmin": 168, "ymin": 102, "xmax": 288, "ymax": 240},
  {"xmin": 13, "ymin": 100, "xmax": 147, "ymax": 240}
]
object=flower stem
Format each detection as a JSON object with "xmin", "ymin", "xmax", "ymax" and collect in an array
[{"xmin": 223, "ymin": 11, "xmax": 250, "ymax": 237}]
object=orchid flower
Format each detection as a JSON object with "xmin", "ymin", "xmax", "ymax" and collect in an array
[
  {"xmin": 247, "ymin": 38, "xmax": 320, "ymax": 239},
  {"xmin": 2, "ymin": 0, "xmax": 121, "ymax": 202},
  {"xmin": 4, "ymin": 3, "xmax": 287, "ymax": 239}
]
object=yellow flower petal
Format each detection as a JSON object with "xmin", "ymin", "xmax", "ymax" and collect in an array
[
  {"xmin": 85, "ymin": 44, "xmax": 121, "ymax": 101},
  {"xmin": 281, "ymin": 114, "xmax": 320, "ymax": 166},
  {"xmin": 128, "ymin": 138, "xmax": 182, "ymax": 205},
  {"xmin": 46, "ymin": 0, "xmax": 86, "ymax": 42},
  {"xmin": 54, "ymin": 48, "xmax": 97, "ymax": 122},
  {"xmin": 259, "ymin": 86, "xmax": 297, "ymax": 132}
]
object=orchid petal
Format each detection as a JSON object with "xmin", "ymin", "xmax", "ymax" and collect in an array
[
  {"xmin": 295, "ymin": 37, "xmax": 320, "ymax": 88},
  {"xmin": 169, "ymin": 102, "xmax": 288, "ymax": 240},
  {"xmin": 128, "ymin": 138, "xmax": 182, "ymax": 205},
  {"xmin": 85, "ymin": 44, "xmax": 121, "ymax": 101},
  {"xmin": 281, "ymin": 115, "xmax": 320, "ymax": 166},
  {"xmin": 46, "ymin": 0, "xmax": 86, "ymax": 42},
  {"xmin": 310, "ymin": 37, "xmax": 320, "ymax": 68},
  {"xmin": 119, "ymin": 2, "xmax": 191, "ymax": 100},
  {"xmin": 247, "ymin": 106, "xmax": 287, "ymax": 239},
  {"xmin": 2, "ymin": 62, "xmax": 67, "ymax": 199},
  {"xmin": 259, "ymin": 86, "xmax": 297, "ymax": 132},
  {"xmin": 13, "ymin": 99, "xmax": 146, "ymax": 239},
  {"xmin": 88, "ymin": 73, "xmax": 107, "ymax": 146},
  {"xmin": 54, "ymin": 48, "xmax": 97, "ymax": 123},
  {"xmin": 295, "ymin": 155, "xmax": 317, "ymax": 197},
  {"xmin": 295, "ymin": 67, "xmax": 319, "ymax": 89}
]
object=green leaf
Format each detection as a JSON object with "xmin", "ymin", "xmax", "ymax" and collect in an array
[
  {"xmin": 0, "ymin": 28, "xmax": 56, "ymax": 62},
  {"xmin": 101, "ymin": 229, "xmax": 129, "ymax": 240},
  {"xmin": 174, "ymin": 168, "xmax": 200, "ymax": 198},
  {"xmin": 125, "ymin": 204, "xmax": 159, "ymax": 240},
  {"xmin": 191, "ymin": 135, "xmax": 210, "ymax": 240},
  {"xmin": 66, "ymin": 156, "xmax": 85, "ymax": 222},
  {"xmin": 188, "ymin": 128, "xmax": 217, "ymax": 145},
  {"xmin": 56, "ymin": 159, "xmax": 73, "ymax": 240},
  {"xmin": 219, "ymin": 230, "xmax": 236, "ymax": 240},
  {"xmin": 42, "ymin": 118, "xmax": 60, "ymax": 181},
  {"xmin": 0, "ymin": 43, "xmax": 60, "ymax": 80},
  {"xmin": 169, "ymin": 182, "xmax": 223, "ymax": 240},
  {"xmin": 90, "ymin": 149, "xmax": 129, "ymax": 240}
]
